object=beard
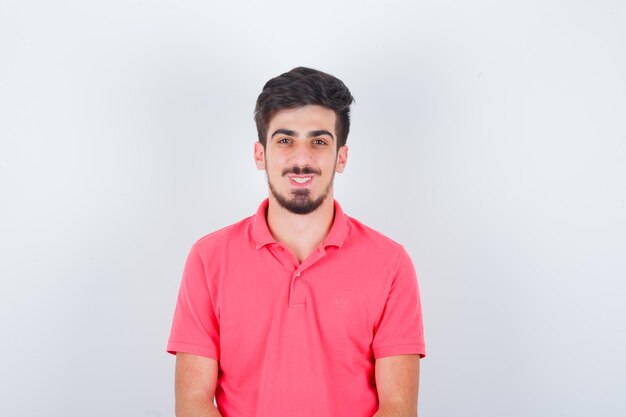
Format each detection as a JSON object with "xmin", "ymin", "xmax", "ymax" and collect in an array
[{"xmin": 267, "ymin": 166, "xmax": 335, "ymax": 215}]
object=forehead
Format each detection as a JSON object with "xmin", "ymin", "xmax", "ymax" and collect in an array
[{"xmin": 268, "ymin": 105, "xmax": 336, "ymax": 134}]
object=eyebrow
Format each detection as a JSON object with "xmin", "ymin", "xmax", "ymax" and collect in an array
[{"xmin": 270, "ymin": 129, "xmax": 335, "ymax": 141}]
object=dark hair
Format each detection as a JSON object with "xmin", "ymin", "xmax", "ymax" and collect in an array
[{"xmin": 254, "ymin": 67, "xmax": 355, "ymax": 150}]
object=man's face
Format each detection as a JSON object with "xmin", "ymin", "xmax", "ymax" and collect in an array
[{"xmin": 254, "ymin": 104, "xmax": 348, "ymax": 215}]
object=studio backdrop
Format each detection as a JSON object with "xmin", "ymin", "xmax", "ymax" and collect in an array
[{"xmin": 1, "ymin": 1, "xmax": 625, "ymax": 416}]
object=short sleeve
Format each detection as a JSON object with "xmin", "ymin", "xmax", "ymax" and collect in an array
[
  {"xmin": 166, "ymin": 243, "xmax": 220, "ymax": 360},
  {"xmin": 371, "ymin": 246, "xmax": 426, "ymax": 359}
]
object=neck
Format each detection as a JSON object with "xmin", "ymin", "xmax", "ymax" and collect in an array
[{"xmin": 266, "ymin": 194, "xmax": 335, "ymax": 261}]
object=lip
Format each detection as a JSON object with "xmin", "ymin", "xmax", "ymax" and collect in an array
[{"xmin": 287, "ymin": 174, "xmax": 315, "ymax": 187}]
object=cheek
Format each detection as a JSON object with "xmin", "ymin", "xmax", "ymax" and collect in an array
[
  {"xmin": 322, "ymin": 156, "xmax": 338, "ymax": 172},
  {"xmin": 264, "ymin": 159, "xmax": 283, "ymax": 177}
]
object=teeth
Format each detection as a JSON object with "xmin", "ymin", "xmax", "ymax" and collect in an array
[{"xmin": 292, "ymin": 177, "xmax": 311, "ymax": 184}]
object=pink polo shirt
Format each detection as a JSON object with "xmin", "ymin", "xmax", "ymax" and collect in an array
[{"xmin": 167, "ymin": 199, "xmax": 425, "ymax": 417}]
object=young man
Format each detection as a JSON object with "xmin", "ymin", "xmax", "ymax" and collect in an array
[{"xmin": 167, "ymin": 67, "xmax": 426, "ymax": 417}]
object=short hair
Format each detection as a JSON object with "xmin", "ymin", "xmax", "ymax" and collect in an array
[{"xmin": 254, "ymin": 67, "xmax": 355, "ymax": 150}]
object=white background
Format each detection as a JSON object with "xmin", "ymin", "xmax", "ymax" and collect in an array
[{"xmin": 1, "ymin": 1, "xmax": 625, "ymax": 416}]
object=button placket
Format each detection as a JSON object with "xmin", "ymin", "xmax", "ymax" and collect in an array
[
  {"xmin": 289, "ymin": 269, "xmax": 306, "ymax": 307},
  {"xmin": 286, "ymin": 245, "xmax": 327, "ymax": 308}
]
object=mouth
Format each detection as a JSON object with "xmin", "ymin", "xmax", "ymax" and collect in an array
[{"xmin": 288, "ymin": 175, "xmax": 314, "ymax": 187}]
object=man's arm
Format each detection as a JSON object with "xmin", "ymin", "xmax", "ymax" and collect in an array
[
  {"xmin": 175, "ymin": 352, "xmax": 222, "ymax": 417},
  {"xmin": 372, "ymin": 354, "xmax": 420, "ymax": 417}
]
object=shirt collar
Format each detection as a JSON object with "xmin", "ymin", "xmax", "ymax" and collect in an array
[{"xmin": 251, "ymin": 198, "xmax": 349, "ymax": 250}]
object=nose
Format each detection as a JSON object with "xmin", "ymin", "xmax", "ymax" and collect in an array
[{"xmin": 288, "ymin": 142, "xmax": 315, "ymax": 166}]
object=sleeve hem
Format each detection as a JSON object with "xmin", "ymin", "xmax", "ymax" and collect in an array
[
  {"xmin": 166, "ymin": 341, "xmax": 219, "ymax": 361},
  {"xmin": 373, "ymin": 343, "xmax": 426, "ymax": 359}
]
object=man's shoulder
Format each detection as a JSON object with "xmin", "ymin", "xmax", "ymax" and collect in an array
[
  {"xmin": 191, "ymin": 214, "xmax": 254, "ymax": 253},
  {"xmin": 344, "ymin": 213, "xmax": 417, "ymax": 274},
  {"xmin": 344, "ymin": 213, "xmax": 404, "ymax": 254}
]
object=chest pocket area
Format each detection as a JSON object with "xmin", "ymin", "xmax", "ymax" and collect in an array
[{"xmin": 311, "ymin": 287, "xmax": 373, "ymax": 353}]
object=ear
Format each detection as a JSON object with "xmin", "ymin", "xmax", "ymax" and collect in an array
[
  {"xmin": 254, "ymin": 141, "xmax": 266, "ymax": 170},
  {"xmin": 335, "ymin": 145, "xmax": 348, "ymax": 173}
]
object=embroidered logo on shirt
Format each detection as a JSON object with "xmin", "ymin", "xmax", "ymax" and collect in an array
[{"xmin": 334, "ymin": 296, "xmax": 351, "ymax": 309}]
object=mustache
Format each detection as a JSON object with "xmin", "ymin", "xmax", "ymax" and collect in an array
[{"xmin": 282, "ymin": 166, "xmax": 321, "ymax": 176}]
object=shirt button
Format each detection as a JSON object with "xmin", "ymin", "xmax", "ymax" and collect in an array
[{"xmin": 295, "ymin": 272, "xmax": 300, "ymax": 277}]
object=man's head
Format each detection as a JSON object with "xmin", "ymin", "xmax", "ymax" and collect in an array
[
  {"xmin": 253, "ymin": 67, "xmax": 354, "ymax": 215},
  {"xmin": 254, "ymin": 66, "xmax": 355, "ymax": 151}
]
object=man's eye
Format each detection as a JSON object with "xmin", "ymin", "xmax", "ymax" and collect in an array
[
  {"xmin": 313, "ymin": 139, "xmax": 327, "ymax": 145},
  {"xmin": 278, "ymin": 138, "xmax": 291, "ymax": 144}
]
